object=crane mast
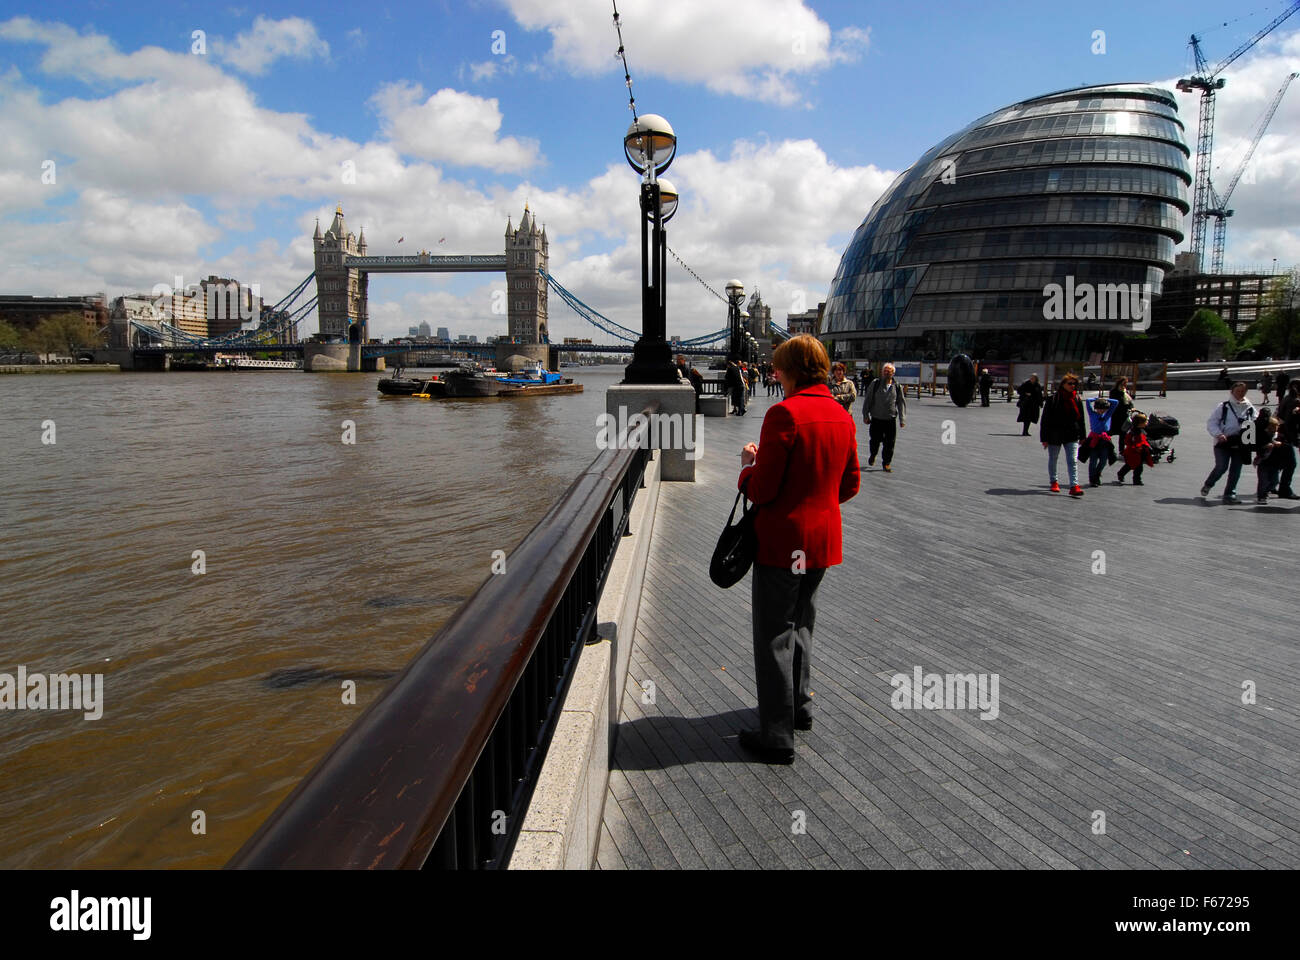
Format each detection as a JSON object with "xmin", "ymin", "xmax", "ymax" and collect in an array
[{"xmin": 1176, "ymin": 2, "xmax": 1300, "ymax": 273}]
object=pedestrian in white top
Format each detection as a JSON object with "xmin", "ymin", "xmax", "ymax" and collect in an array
[{"xmin": 1200, "ymin": 382, "xmax": 1257, "ymax": 504}]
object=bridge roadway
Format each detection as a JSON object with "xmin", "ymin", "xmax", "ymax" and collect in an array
[{"xmin": 597, "ymin": 387, "xmax": 1300, "ymax": 869}]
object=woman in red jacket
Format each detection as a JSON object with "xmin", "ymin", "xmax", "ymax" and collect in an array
[{"xmin": 737, "ymin": 336, "xmax": 861, "ymax": 762}]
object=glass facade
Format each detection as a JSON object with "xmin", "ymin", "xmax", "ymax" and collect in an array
[{"xmin": 824, "ymin": 84, "xmax": 1191, "ymax": 362}]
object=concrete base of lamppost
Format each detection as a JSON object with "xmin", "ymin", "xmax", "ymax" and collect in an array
[{"xmin": 605, "ymin": 383, "xmax": 698, "ymax": 482}]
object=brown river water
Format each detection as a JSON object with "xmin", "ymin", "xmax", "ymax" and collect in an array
[{"xmin": 0, "ymin": 366, "xmax": 628, "ymax": 867}]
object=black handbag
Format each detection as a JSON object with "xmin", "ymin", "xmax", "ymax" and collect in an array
[{"xmin": 709, "ymin": 489, "xmax": 757, "ymax": 588}]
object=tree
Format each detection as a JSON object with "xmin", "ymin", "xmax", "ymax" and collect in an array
[
  {"xmin": 1241, "ymin": 271, "xmax": 1300, "ymax": 359},
  {"xmin": 25, "ymin": 312, "xmax": 105, "ymax": 357},
  {"xmin": 1181, "ymin": 308, "xmax": 1236, "ymax": 359},
  {"xmin": 0, "ymin": 319, "xmax": 21, "ymax": 350}
]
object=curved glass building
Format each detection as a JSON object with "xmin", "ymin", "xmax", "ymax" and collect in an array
[{"xmin": 823, "ymin": 84, "xmax": 1191, "ymax": 362}]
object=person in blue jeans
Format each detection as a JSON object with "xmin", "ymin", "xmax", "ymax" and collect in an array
[
  {"xmin": 1084, "ymin": 396, "xmax": 1116, "ymax": 487},
  {"xmin": 1040, "ymin": 373, "xmax": 1087, "ymax": 497},
  {"xmin": 1201, "ymin": 382, "xmax": 1257, "ymax": 504}
]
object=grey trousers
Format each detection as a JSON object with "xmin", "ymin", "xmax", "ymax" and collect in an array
[{"xmin": 751, "ymin": 563, "xmax": 827, "ymax": 749}]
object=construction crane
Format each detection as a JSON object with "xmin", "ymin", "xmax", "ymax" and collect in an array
[
  {"xmin": 1206, "ymin": 72, "xmax": 1298, "ymax": 274},
  {"xmin": 1177, "ymin": 1, "xmax": 1300, "ymax": 272}
]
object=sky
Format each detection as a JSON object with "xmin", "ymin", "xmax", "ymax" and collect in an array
[{"xmin": 2, "ymin": 0, "xmax": 1300, "ymax": 343}]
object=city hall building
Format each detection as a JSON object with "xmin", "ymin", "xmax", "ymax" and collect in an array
[{"xmin": 823, "ymin": 84, "xmax": 1191, "ymax": 362}]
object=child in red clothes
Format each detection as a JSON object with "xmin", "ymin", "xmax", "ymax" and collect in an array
[{"xmin": 1116, "ymin": 412, "xmax": 1156, "ymax": 485}]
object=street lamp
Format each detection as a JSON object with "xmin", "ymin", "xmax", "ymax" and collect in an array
[
  {"xmin": 725, "ymin": 279, "xmax": 744, "ymax": 362},
  {"xmin": 623, "ymin": 114, "xmax": 679, "ymax": 384}
]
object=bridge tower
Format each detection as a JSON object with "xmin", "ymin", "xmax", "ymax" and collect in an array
[
  {"xmin": 505, "ymin": 204, "xmax": 548, "ymax": 344},
  {"xmin": 313, "ymin": 205, "xmax": 367, "ymax": 342}
]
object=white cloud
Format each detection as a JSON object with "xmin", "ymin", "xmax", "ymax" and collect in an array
[
  {"xmin": 369, "ymin": 83, "xmax": 541, "ymax": 173},
  {"xmin": 214, "ymin": 15, "xmax": 330, "ymax": 75},
  {"xmin": 502, "ymin": 0, "xmax": 869, "ymax": 105}
]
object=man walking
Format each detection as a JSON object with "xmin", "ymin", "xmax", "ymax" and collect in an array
[
  {"xmin": 978, "ymin": 367, "xmax": 994, "ymax": 407},
  {"xmin": 862, "ymin": 362, "xmax": 907, "ymax": 472},
  {"xmin": 1200, "ymin": 382, "xmax": 1257, "ymax": 504}
]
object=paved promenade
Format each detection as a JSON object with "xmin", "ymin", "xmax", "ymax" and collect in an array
[{"xmin": 597, "ymin": 385, "xmax": 1300, "ymax": 869}]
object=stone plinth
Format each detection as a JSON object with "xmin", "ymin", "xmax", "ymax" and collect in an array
[
  {"xmin": 606, "ymin": 383, "xmax": 699, "ymax": 482},
  {"xmin": 494, "ymin": 342, "xmax": 551, "ymax": 371},
  {"xmin": 698, "ymin": 395, "xmax": 728, "ymax": 417},
  {"xmin": 303, "ymin": 342, "xmax": 354, "ymax": 372}
]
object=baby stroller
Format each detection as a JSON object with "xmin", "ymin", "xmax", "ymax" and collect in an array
[{"xmin": 1140, "ymin": 410, "xmax": 1180, "ymax": 463}]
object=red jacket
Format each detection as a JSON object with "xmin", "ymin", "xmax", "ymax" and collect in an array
[
  {"xmin": 1122, "ymin": 430, "xmax": 1156, "ymax": 469},
  {"xmin": 738, "ymin": 383, "xmax": 860, "ymax": 568}
]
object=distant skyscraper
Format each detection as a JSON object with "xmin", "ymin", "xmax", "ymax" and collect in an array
[
  {"xmin": 408, "ymin": 326, "xmax": 419, "ymax": 337},
  {"xmin": 437, "ymin": 327, "xmax": 450, "ymax": 341},
  {"xmin": 418, "ymin": 321, "xmax": 432, "ymax": 338}
]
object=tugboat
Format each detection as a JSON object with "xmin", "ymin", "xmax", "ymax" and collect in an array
[
  {"xmin": 377, "ymin": 366, "xmax": 446, "ymax": 397},
  {"xmin": 441, "ymin": 364, "xmax": 523, "ymax": 397}
]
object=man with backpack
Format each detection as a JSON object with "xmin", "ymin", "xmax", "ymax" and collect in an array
[
  {"xmin": 1200, "ymin": 382, "xmax": 1257, "ymax": 504},
  {"xmin": 862, "ymin": 362, "xmax": 907, "ymax": 472}
]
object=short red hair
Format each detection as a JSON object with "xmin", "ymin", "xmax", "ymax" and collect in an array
[{"xmin": 772, "ymin": 335, "xmax": 830, "ymax": 389}]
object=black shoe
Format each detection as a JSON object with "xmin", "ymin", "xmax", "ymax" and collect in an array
[
  {"xmin": 1279, "ymin": 491, "xmax": 1300, "ymax": 500},
  {"xmin": 795, "ymin": 717, "xmax": 813, "ymax": 731},
  {"xmin": 1089, "ymin": 480, "xmax": 1101, "ymax": 487},
  {"xmin": 1133, "ymin": 479, "xmax": 1144, "ymax": 486},
  {"xmin": 737, "ymin": 729, "xmax": 794, "ymax": 764},
  {"xmin": 868, "ymin": 455, "xmax": 876, "ymax": 466},
  {"xmin": 1224, "ymin": 494, "xmax": 1241, "ymax": 504}
]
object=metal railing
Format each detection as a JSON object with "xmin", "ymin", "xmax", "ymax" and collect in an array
[{"xmin": 227, "ymin": 409, "xmax": 657, "ymax": 869}]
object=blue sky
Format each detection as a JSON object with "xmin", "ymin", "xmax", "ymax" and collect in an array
[{"xmin": 2, "ymin": 0, "xmax": 1299, "ymax": 340}]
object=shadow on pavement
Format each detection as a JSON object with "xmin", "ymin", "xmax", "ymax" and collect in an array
[{"xmin": 613, "ymin": 709, "xmax": 793, "ymax": 769}]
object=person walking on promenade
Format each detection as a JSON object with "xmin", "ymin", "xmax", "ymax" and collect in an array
[
  {"xmin": 1261, "ymin": 371, "xmax": 1274, "ymax": 404},
  {"xmin": 978, "ymin": 367, "xmax": 994, "ymax": 407},
  {"xmin": 1200, "ymin": 382, "xmax": 1257, "ymax": 504},
  {"xmin": 1040, "ymin": 372, "xmax": 1086, "ymax": 497},
  {"xmin": 862, "ymin": 362, "xmax": 907, "ymax": 471},
  {"xmin": 725, "ymin": 360, "xmax": 747, "ymax": 416},
  {"xmin": 1082, "ymin": 396, "xmax": 1116, "ymax": 487},
  {"xmin": 860, "ymin": 365, "xmax": 876, "ymax": 396},
  {"xmin": 1253, "ymin": 412, "xmax": 1286, "ymax": 505},
  {"xmin": 1276, "ymin": 381, "xmax": 1300, "ymax": 499},
  {"xmin": 1109, "ymin": 376, "xmax": 1135, "ymax": 446},
  {"xmin": 1116, "ymin": 412, "xmax": 1155, "ymax": 485},
  {"xmin": 1276, "ymin": 371, "xmax": 1291, "ymax": 403},
  {"xmin": 737, "ymin": 335, "xmax": 860, "ymax": 763},
  {"xmin": 1016, "ymin": 373, "xmax": 1044, "ymax": 436},
  {"xmin": 830, "ymin": 362, "xmax": 857, "ymax": 412}
]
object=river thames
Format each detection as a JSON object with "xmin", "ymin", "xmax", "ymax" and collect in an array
[{"xmin": 0, "ymin": 366, "xmax": 632, "ymax": 867}]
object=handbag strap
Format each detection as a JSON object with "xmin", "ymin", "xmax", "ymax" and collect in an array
[{"xmin": 728, "ymin": 488, "xmax": 753, "ymax": 524}]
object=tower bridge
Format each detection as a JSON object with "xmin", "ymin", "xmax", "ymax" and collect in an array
[
  {"xmin": 109, "ymin": 204, "xmax": 744, "ymax": 371},
  {"xmin": 306, "ymin": 204, "xmax": 550, "ymax": 372}
]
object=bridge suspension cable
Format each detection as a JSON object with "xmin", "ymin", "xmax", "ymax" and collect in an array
[{"xmin": 541, "ymin": 269, "xmax": 640, "ymax": 342}]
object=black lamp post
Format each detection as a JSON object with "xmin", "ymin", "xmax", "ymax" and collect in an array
[
  {"xmin": 623, "ymin": 114, "xmax": 680, "ymax": 384},
  {"xmin": 725, "ymin": 280, "xmax": 744, "ymax": 362}
]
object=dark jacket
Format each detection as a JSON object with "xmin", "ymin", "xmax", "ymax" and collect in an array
[
  {"xmin": 1040, "ymin": 387, "xmax": 1086, "ymax": 445},
  {"xmin": 1109, "ymin": 386, "xmax": 1134, "ymax": 435},
  {"xmin": 738, "ymin": 383, "xmax": 860, "ymax": 568},
  {"xmin": 1016, "ymin": 379, "xmax": 1044, "ymax": 423}
]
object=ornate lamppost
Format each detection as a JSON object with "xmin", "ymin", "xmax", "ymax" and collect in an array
[
  {"xmin": 725, "ymin": 280, "xmax": 744, "ymax": 362},
  {"xmin": 623, "ymin": 114, "xmax": 680, "ymax": 384}
]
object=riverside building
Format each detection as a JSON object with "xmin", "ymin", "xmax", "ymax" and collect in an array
[{"xmin": 823, "ymin": 84, "xmax": 1191, "ymax": 363}]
